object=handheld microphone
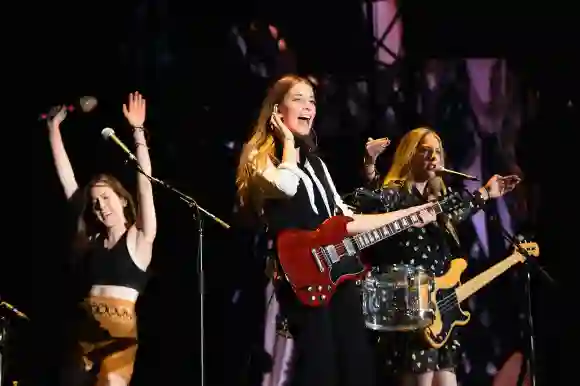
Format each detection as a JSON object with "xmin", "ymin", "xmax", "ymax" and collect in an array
[
  {"xmin": 0, "ymin": 300, "xmax": 29, "ymax": 320},
  {"xmin": 39, "ymin": 96, "xmax": 98, "ymax": 121},
  {"xmin": 101, "ymin": 128, "xmax": 138, "ymax": 162},
  {"xmin": 435, "ymin": 167, "xmax": 479, "ymax": 181}
]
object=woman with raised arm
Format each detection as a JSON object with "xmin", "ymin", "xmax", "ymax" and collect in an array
[
  {"xmin": 47, "ymin": 92, "xmax": 156, "ymax": 386},
  {"xmin": 357, "ymin": 127, "xmax": 520, "ymax": 386},
  {"xmin": 236, "ymin": 75, "xmax": 436, "ymax": 386}
]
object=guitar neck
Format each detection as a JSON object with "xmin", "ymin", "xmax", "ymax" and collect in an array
[
  {"xmin": 352, "ymin": 201, "xmax": 443, "ymax": 251},
  {"xmin": 455, "ymin": 253, "xmax": 523, "ymax": 303}
]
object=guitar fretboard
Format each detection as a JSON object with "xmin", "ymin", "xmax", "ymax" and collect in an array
[{"xmin": 352, "ymin": 201, "xmax": 443, "ymax": 250}]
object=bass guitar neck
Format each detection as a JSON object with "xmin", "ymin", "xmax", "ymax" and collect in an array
[{"xmin": 424, "ymin": 242, "xmax": 540, "ymax": 348}]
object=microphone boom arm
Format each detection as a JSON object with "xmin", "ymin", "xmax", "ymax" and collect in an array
[{"xmin": 136, "ymin": 165, "xmax": 230, "ymax": 229}]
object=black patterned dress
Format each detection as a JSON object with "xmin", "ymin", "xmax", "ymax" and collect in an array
[{"xmin": 356, "ymin": 180, "xmax": 487, "ymax": 375}]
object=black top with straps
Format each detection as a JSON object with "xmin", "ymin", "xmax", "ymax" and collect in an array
[{"xmin": 84, "ymin": 231, "xmax": 149, "ymax": 293}]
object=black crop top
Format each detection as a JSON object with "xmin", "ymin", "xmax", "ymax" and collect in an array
[{"xmin": 85, "ymin": 231, "xmax": 149, "ymax": 292}]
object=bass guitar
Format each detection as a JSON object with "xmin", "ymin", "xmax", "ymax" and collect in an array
[
  {"xmin": 424, "ymin": 242, "xmax": 540, "ymax": 348},
  {"xmin": 276, "ymin": 192, "xmax": 462, "ymax": 306}
]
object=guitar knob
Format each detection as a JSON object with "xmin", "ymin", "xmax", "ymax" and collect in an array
[
  {"xmin": 307, "ymin": 286, "xmax": 313, "ymax": 292},
  {"xmin": 327, "ymin": 285, "xmax": 332, "ymax": 291},
  {"xmin": 320, "ymin": 295, "xmax": 326, "ymax": 301},
  {"xmin": 317, "ymin": 285, "xmax": 323, "ymax": 291},
  {"xmin": 311, "ymin": 296, "xmax": 316, "ymax": 302}
]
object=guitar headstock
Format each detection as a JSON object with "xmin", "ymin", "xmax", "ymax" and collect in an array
[
  {"xmin": 438, "ymin": 190, "xmax": 464, "ymax": 214},
  {"xmin": 513, "ymin": 242, "xmax": 540, "ymax": 262}
]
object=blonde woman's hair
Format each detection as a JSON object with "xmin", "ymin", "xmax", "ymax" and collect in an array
[
  {"xmin": 384, "ymin": 127, "xmax": 461, "ymax": 244},
  {"xmin": 235, "ymin": 74, "xmax": 314, "ymax": 211},
  {"xmin": 383, "ymin": 127, "xmax": 446, "ymax": 192}
]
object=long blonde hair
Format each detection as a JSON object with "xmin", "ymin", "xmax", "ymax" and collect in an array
[
  {"xmin": 236, "ymin": 74, "xmax": 313, "ymax": 210},
  {"xmin": 384, "ymin": 128, "xmax": 461, "ymax": 244},
  {"xmin": 383, "ymin": 127, "xmax": 446, "ymax": 190}
]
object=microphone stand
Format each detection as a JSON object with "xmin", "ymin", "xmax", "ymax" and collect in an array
[
  {"xmin": 133, "ymin": 163, "xmax": 230, "ymax": 386},
  {"xmin": 0, "ymin": 315, "xmax": 6, "ymax": 386},
  {"xmin": 498, "ymin": 227, "xmax": 556, "ymax": 386}
]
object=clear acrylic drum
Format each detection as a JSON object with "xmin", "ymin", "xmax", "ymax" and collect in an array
[{"xmin": 361, "ymin": 264, "xmax": 435, "ymax": 331}]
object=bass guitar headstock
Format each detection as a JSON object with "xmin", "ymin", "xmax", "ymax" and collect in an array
[{"xmin": 513, "ymin": 241, "xmax": 540, "ymax": 263}]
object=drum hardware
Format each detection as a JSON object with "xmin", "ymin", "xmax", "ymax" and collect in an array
[
  {"xmin": 275, "ymin": 314, "xmax": 293, "ymax": 339},
  {"xmin": 361, "ymin": 264, "xmax": 435, "ymax": 332}
]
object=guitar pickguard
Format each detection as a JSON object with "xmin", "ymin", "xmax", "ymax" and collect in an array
[
  {"xmin": 425, "ymin": 286, "xmax": 470, "ymax": 348},
  {"xmin": 328, "ymin": 255, "xmax": 365, "ymax": 283}
]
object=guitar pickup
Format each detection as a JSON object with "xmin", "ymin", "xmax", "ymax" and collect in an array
[
  {"xmin": 343, "ymin": 238, "xmax": 357, "ymax": 256},
  {"xmin": 322, "ymin": 245, "xmax": 340, "ymax": 264}
]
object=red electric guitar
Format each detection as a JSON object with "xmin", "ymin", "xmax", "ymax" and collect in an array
[{"xmin": 276, "ymin": 193, "xmax": 462, "ymax": 306}]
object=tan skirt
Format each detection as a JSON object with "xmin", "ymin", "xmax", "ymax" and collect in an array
[{"xmin": 78, "ymin": 296, "xmax": 138, "ymax": 385}]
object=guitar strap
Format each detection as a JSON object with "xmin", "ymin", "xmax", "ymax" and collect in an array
[{"xmin": 425, "ymin": 178, "xmax": 461, "ymax": 247}]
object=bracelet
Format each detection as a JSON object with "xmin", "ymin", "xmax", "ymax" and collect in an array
[
  {"xmin": 135, "ymin": 142, "xmax": 149, "ymax": 149},
  {"xmin": 366, "ymin": 165, "xmax": 377, "ymax": 179},
  {"xmin": 472, "ymin": 190, "xmax": 487, "ymax": 207},
  {"xmin": 133, "ymin": 126, "xmax": 145, "ymax": 132},
  {"xmin": 483, "ymin": 187, "xmax": 491, "ymax": 200}
]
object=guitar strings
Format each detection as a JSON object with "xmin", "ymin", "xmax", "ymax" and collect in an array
[{"xmin": 432, "ymin": 246, "xmax": 535, "ymax": 316}]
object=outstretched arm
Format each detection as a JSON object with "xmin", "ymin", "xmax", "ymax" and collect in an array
[
  {"xmin": 448, "ymin": 175, "xmax": 522, "ymax": 223},
  {"xmin": 317, "ymin": 158, "xmax": 435, "ymax": 235},
  {"xmin": 47, "ymin": 107, "xmax": 79, "ymax": 200},
  {"xmin": 123, "ymin": 92, "xmax": 157, "ymax": 250}
]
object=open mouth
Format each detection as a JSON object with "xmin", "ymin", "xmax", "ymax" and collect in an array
[{"xmin": 298, "ymin": 116, "xmax": 311, "ymax": 124}]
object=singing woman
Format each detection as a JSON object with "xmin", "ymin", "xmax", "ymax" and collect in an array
[
  {"xmin": 235, "ymin": 74, "xmax": 436, "ymax": 386},
  {"xmin": 358, "ymin": 127, "xmax": 520, "ymax": 386},
  {"xmin": 47, "ymin": 92, "xmax": 155, "ymax": 385}
]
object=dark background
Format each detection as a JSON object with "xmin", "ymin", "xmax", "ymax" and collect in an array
[{"xmin": 2, "ymin": 0, "xmax": 576, "ymax": 385}]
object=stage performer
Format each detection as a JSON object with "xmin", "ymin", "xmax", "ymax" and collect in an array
[
  {"xmin": 358, "ymin": 127, "xmax": 520, "ymax": 386},
  {"xmin": 235, "ymin": 74, "xmax": 436, "ymax": 386},
  {"xmin": 47, "ymin": 92, "xmax": 155, "ymax": 386}
]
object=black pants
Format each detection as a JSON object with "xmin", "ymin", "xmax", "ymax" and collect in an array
[{"xmin": 276, "ymin": 280, "xmax": 375, "ymax": 386}]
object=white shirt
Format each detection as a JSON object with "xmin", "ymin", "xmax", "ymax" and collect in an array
[{"xmin": 247, "ymin": 148, "xmax": 353, "ymax": 217}]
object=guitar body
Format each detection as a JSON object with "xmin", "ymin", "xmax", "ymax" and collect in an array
[
  {"xmin": 424, "ymin": 258, "xmax": 471, "ymax": 348},
  {"xmin": 277, "ymin": 215, "xmax": 366, "ymax": 307},
  {"xmin": 424, "ymin": 242, "xmax": 540, "ymax": 348}
]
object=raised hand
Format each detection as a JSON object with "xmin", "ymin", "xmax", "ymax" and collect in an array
[
  {"xmin": 484, "ymin": 174, "xmax": 522, "ymax": 198},
  {"xmin": 122, "ymin": 92, "xmax": 146, "ymax": 128},
  {"xmin": 365, "ymin": 137, "xmax": 390, "ymax": 162},
  {"xmin": 270, "ymin": 109, "xmax": 293, "ymax": 142},
  {"xmin": 47, "ymin": 106, "xmax": 68, "ymax": 131}
]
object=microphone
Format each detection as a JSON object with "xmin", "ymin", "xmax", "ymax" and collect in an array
[
  {"xmin": 435, "ymin": 167, "xmax": 479, "ymax": 181},
  {"xmin": 101, "ymin": 128, "xmax": 138, "ymax": 162},
  {"xmin": 0, "ymin": 300, "xmax": 29, "ymax": 320},
  {"xmin": 38, "ymin": 96, "xmax": 98, "ymax": 121}
]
